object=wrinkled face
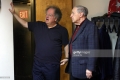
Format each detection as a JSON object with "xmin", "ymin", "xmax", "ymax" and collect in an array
[
  {"xmin": 70, "ymin": 7, "xmax": 82, "ymax": 24},
  {"xmin": 45, "ymin": 8, "xmax": 57, "ymax": 25}
]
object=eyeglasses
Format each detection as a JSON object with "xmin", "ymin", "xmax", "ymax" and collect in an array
[{"xmin": 46, "ymin": 14, "xmax": 55, "ymax": 17}]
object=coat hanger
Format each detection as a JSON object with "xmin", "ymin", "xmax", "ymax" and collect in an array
[
  {"xmin": 103, "ymin": 18, "xmax": 105, "ymax": 24},
  {"xmin": 117, "ymin": 19, "xmax": 120, "ymax": 36},
  {"xmin": 107, "ymin": 19, "xmax": 112, "ymax": 33},
  {"xmin": 102, "ymin": 18, "xmax": 106, "ymax": 28},
  {"xmin": 112, "ymin": 18, "xmax": 117, "ymax": 33}
]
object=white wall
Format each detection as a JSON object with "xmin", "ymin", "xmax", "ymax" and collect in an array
[
  {"xmin": 73, "ymin": 0, "xmax": 110, "ymax": 20},
  {"xmin": 73, "ymin": 0, "xmax": 117, "ymax": 57},
  {"xmin": 0, "ymin": 0, "xmax": 14, "ymax": 80}
]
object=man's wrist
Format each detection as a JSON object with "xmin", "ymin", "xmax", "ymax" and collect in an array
[{"xmin": 65, "ymin": 57, "xmax": 69, "ymax": 59}]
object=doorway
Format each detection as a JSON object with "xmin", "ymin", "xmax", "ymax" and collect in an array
[{"xmin": 13, "ymin": 0, "xmax": 35, "ymax": 80}]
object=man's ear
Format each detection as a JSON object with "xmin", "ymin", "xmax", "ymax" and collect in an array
[
  {"xmin": 79, "ymin": 12, "xmax": 84, "ymax": 17},
  {"xmin": 55, "ymin": 18, "xmax": 57, "ymax": 22}
]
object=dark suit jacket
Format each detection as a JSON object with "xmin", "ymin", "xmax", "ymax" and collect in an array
[{"xmin": 66, "ymin": 18, "xmax": 99, "ymax": 79}]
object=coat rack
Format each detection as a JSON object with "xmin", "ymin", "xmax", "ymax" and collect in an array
[{"xmin": 91, "ymin": 17, "xmax": 120, "ymax": 33}]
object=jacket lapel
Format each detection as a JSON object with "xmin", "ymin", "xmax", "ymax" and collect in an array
[{"xmin": 72, "ymin": 19, "xmax": 88, "ymax": 42}]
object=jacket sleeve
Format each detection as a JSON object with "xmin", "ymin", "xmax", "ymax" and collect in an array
[{"xmin": 87, "ymin": 23, "xmax": 99, "ymax": 71}]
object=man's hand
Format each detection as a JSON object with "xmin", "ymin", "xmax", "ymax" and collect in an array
[
  {"xmin": 60, "ymin": 59, "xmax": 68, "ymax": 65},
  {"xmin": 86, "ymin": 69, "xmax": 92, "ymax": 79},
  {"xmin": 9, "ymin": 2, "xmax": 15, "ymax": 14},
  {"xmin": 8, "ymin": 2, "xmax": 28, "ymax": 28}
]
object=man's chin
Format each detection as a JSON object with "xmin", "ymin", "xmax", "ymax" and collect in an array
[
  {"xmin": 45, "ymin": 21, "xmax": 49, "ymax": 24},
  {"xmin": 71, "ymin": 20, "xmax": 75, "ymax": 22},
  {"xmin": 45, "ymin": 22, "xmax": 50, "ymax": 26},
  {"xmin": 72, "ymin": 21, "xmax": 75, "ymax": 23}
]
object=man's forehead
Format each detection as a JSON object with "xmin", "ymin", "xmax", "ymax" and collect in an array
[
  {"xmin": 72, "ymin": 7, "xmax": 77, "ymax": 12},
  {"xmin": 73, "ymin": 7, "xmax": 77, "ymax": 11},
  {"xmin": 47, "ymin": 8, "xmax": 55, "ymax": 11}
]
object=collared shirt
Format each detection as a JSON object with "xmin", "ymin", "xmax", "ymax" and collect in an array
[{"xmin": 71, "ymin": 25, "xmax": 80, "ymax": 41}]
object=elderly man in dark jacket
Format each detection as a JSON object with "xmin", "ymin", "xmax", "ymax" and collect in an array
[{"xmin": 65, "ymin": 5, "xmax": 99, "ymax": 80}]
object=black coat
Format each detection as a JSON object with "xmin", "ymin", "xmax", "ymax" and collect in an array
[
  {"xmin": 113, "ymin": 27, "xmax": 120, "ymax": 80},
  {"xmin": 98, "ymin": 23, "xmax": 113, "ymax": 80}
]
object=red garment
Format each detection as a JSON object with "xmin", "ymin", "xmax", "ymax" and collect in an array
[{"xmin": 108, "ymin": 0, "xmax": 120, "ymax": 16}]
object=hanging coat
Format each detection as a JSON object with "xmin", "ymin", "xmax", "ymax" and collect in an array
[
  {"xmin": 113, "ymin": 26, "xmax": 120, "ymax": 80},
  {"xmin": 98, "ymin": 22, "xmax": 113, "ymax": 80}
]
